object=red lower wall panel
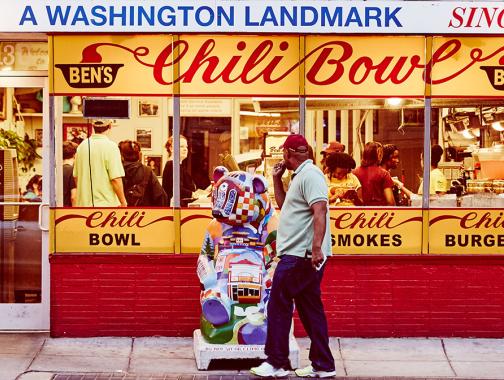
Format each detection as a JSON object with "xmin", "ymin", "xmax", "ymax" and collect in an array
[{"xmin": 50, "ymin": 254, "xmax": 504, "ymax": 338}]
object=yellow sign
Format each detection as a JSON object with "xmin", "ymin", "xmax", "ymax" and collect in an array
[
  {"xmin": 329, "ymin": 208, "xmax": 423, "ymax": 254},
  {"xmin": 431, "ymin": 37, "xmax": 504, "ymax": 97},
  {"xmin": 51, "ymin": 35, "xmax": 174, "ymax": 95},
  {"xmin": 180, "ymin": 208, "xmax": 213, "ymax": 254},
  {"xmin": 51, "ymin": 35, "xmax": 504, "ymax": 97},
  {"xmin": 54, "ymin": 208, "xmax": 174, "ymax": 253},
  {"xmin": 178, "ymin": 35, "xmax": 300, "ymax": 96},
  {"xmin": 429, "ymin": 209, "xmax": 504, "ymax": 254},
  {"xmin": 52, "ymin": 207, "xmax": 504, "ymax": 255},
  {"xmin": 304, "ymin": 36, "xmax": 426, "ymax": 97}
]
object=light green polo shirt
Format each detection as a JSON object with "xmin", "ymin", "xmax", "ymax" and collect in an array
[
  {"xmin": 73, "ymin": 134, "xmax": 125, "ymax": 207},
  {"xmin": 276, "ymin": 159, "xmax": 332, "ymax": 258}
]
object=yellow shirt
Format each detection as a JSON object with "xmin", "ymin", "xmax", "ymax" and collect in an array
[
  {"xmin": 73, "ymin": 134, "xmax": 125, "ymax": 207},
  {"xmin": 327, "ymin": 173, "xmax": 361, "ymax": 205},
  {"xmin": 418, "ymin": 168, "xmax": 448, "ymax": 195}
]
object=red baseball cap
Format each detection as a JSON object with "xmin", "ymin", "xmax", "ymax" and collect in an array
[{"xmin": 280, "ymin": 134, "xmax": 309, "ymax": 152}]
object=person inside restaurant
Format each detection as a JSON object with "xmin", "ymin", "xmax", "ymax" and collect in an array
[
  {"xmin": 418, "ymin": 144, "xmax": 448, "ymax": 195},
  {"xmin": 353, "ymin": 141, "xmax": 396, "ymax": 206},
  {"xmin": 325, "ymin": 152, "xmax": 362, "ymax": 206},
  {"xmin": 162, "ymin": 135, "xmax": 197, "ymax": 207}
]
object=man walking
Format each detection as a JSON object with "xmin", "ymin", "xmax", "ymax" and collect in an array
[
  {"xmin": 73, "ymin": 119, "xmax": 127, "ymax": 207},
  {"xmin": 251, "ymin": 134, "xmax": 335, "ymax": 378}
]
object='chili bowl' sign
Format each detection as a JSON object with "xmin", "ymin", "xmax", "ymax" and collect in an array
[
  {"xmin": 53, "ymin": 208, "xmax": 175, "ymax": 253},
  {"xmin": 52, "ymin": 35, "xmax": 504, "ymax": 97}
]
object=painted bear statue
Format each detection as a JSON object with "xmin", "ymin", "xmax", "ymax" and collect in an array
[{"xmin": 197, "ymin": 166, "xmax": 279, "ymax": 345}]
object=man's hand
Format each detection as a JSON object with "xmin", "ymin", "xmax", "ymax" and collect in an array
[
  {"xmin": 272, "ymin": 161, "xmax": 286, "ymax": 178},
  {"xmin": 272, "ymin": 160, "xmax": 287, "ymax": 209},
  {"xmin": 311, "ymin": 247, "xmax": 325, "ymax": 270}
]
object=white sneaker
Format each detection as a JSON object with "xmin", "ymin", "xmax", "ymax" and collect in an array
[
  {"xmin": 250, "ymin": 361, "xmax": 290, "ymax": 377},
  {"xmin": 295, "ymin": 365, "xmax": 336, "ymax": 378}
]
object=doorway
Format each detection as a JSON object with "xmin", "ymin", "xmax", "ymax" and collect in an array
[{"xmin": 0, "ymin": 75, "xmax": 49, "ymax": 330}]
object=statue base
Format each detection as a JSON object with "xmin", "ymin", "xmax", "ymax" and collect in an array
[{"xmin": 193, "ymin": 329, "xmax": 300, "ymax": 370}]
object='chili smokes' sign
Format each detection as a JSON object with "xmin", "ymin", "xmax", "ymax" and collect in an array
[
  {"xmin": 51, "ymin": 35, "xmax": 504, "ymax": 97},
  {"xmin": 329, "ymin": 209, "xmax": 423, "ymax": 255}
]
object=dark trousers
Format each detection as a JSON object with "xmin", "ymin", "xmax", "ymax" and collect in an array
[{"xmin": 265, "ymin": 254, "xmax": 335, "ymax": 371}]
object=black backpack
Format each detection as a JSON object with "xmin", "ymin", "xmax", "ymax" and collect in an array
[{"xmin": 124, "ymin": 166, "xmax": 150, "ymax": 206}]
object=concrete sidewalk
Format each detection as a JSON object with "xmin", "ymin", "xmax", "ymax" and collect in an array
[{"xmin": 1, "ymin": 333, "xmax": 503, "ymax": 380}]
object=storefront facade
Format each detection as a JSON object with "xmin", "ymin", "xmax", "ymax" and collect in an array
[{"xmin": 1, "ymin": 1, "xmax": 504, "ymax": 336}]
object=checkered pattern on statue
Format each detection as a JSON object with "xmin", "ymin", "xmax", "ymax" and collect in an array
[{"xmin": 232, "ymin": 190, "xmax": 259, "ymax": 223}]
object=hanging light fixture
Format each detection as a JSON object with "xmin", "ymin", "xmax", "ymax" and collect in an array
[
  {"xmin": 491, "ymin": 112, "xmax": 504, "ymax": 132},
  {"xmin": 385, "ymin": 98, "xmax": 402, "ymax": 107}
]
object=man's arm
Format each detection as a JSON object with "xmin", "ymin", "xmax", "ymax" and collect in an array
[
  {"xmin": 111, "ymin": 177, "xmax": 127, "ymax": 207},
  {"xmin": 310, "ymin": 200, "xmax": 327, "ymax": 269},
  {"xmin": 272, "ymin": 161, "xmax": 287, "ymax": 209}
]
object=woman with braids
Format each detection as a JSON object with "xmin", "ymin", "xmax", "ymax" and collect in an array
[
  {"xmin": 353, "ymin": 141, "xmax": 396, "ymax": 206},
  {"xmin": 325, "ymin": 152, "xmax": 362, "ymax": 206}
]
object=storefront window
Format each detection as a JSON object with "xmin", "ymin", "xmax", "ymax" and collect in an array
[
  {"xmin": 168, "ymin": 99, "xmax": 233, "ymax": 207},
  {"xmin": 55, "ymin": 95, "xmax": 171, "ymax": 208},
  {"xmin": 430, "ymin": 99, "xmax": 504, "ymax": 208},
  {"xmin": 306, "ymin": 98, "xmax": 426, "ymax": 208}
]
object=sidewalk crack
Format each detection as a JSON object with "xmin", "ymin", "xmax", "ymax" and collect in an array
[
  {"xmin": 26, "ymin": 336, "xmax": 47, "ymax": 371},
  {"xmin": 337, "ymin": 338, "xmax": 348, "ymax": 377},
  {"xmin": 441, "ymin": 338, "xmax": 457, "ymax": 377},
  {"xmin": 126, "ymin": 337, "xmax": 135, "ymax": 373}
]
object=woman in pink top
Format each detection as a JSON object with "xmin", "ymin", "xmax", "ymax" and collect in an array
[{"xmin": 353, "ymin": 141, "xmax": 396, "ymax": 206}]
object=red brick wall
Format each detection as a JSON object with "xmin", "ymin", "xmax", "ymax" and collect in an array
[{"xmin": 50, "ymin": 254, "xmax": 504, "ymax": 338}]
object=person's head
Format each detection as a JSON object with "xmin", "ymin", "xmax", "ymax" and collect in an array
[
  {"xmin": 361, "ymin": 141, "xmax": 383, "ymax": 167},
  {"xmin": 26, "ymin": 174, "xmax": 42, "ymax": 193},
  {"xmin": 320, "ymin": 141, "xmax": 345, "ymax": 169},
  {"xmin": 381, "ymin": 144, "xmax": 400, "ymax": 170},
  {"xmin": 92, "ymin": 119, "xmax": 112, "ymax": 134},
  {"xmin": 431, "ymin": 144, "xmax": 444, "ymax": 168},
  {"xmin": 63, "ymin": 141, "xmax": 78, "ymax": 160},
  {"xmin": 118, "ymin": 140, "xmax": 141, "ymax": 162},
  {"xmin": 165, "ymin": 135, "xmax": 188, "ymax": 161},
  {"xmin": 420, "ymin": 144, "xmax": 445, "ymax": 169},
  {"xmin": 280, "ymin": 134, "xmax": 310, "ymax": 170},
  {"xmin": 326, "ymin": 152, "xmax": 356, "ymax": 180}
]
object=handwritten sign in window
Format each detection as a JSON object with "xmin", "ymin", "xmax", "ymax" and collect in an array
[{"xmin": 0, "ymin": 42, "xmax": 48, "ymax": 71}]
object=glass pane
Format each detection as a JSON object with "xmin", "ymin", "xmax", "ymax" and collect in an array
[
  {"xmin": 238, "ymin": 98, "xmax": 300, "ymax": 207},
  {"xmin": 170, "ymin": 99, "xmax": 232, "ymax": 207},
  {"xmin": 1, "ymin": 85, "xmax": 43, "ymax": 304},
  {"xmin": 432, "ymin": 98, "xmax": 504, "ymax": 208},
  {"xmin": 56, "ymin": 96, "xmax": 170, "ymax": 208},
  {"xmin": 306, "ymin": 98, "xmax": 425, "ymax": 207}
]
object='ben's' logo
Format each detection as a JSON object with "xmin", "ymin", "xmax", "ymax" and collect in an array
[
  {"xmin": 480, "ymin": 66, "xmax": 504, "ymax": 91},
  {"xmin": 55, "ymin": 63, "xmax": 123, "ymax": 88}
]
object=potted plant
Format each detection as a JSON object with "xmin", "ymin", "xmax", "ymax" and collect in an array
[{"xmin": 0, "ymin": 129, "xmax": 41, "ymax": 172}]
